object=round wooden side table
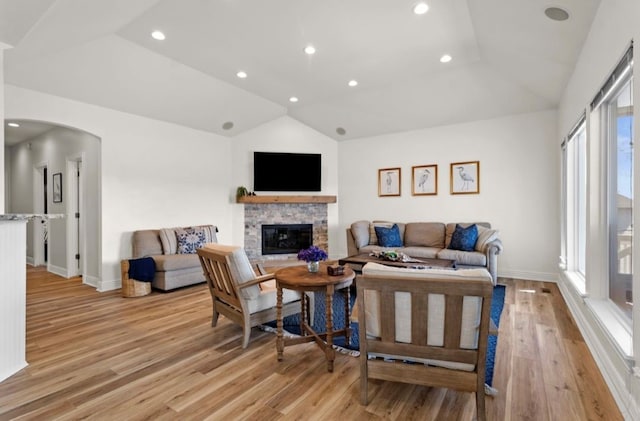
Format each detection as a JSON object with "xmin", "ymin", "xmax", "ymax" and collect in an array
[{"xmin": 274, "ymin": 263, "xmax": 355, "ymax": 372}]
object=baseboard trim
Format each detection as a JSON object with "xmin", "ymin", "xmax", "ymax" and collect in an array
[
  {"xmin": 98, "ymin": 278, "xmax": 120, "ymax": 292},
  {"xmin": 26, "ymin": 256, "xmax": 34, "ymax": 266},
  {"xmin": 497, "ymin": 269, "xmax": 559, "ymax": 282},
  {"xmin": 557, "ymin": 275, "xmax": 640, "ymax": 420},
  {"xmin": 47, "ymin": 264, "xmax": 67, "ymax": 278},
  {"xmin": 83, "ymin": 275, "xmax": 100, "ymax": 289}
]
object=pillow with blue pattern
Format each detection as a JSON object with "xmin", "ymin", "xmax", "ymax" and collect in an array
[
  {"xmin": 176, "ymin": 227, "xmax": 206, "ymax": 254},
  {"xmin": 448, "ymin": 223, "xmax": 478, "ymax": 252},
  {"xmin": 374, "ymin": 223, "xmax": 403, "ymax": 247}
]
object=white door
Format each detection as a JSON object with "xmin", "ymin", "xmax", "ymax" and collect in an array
[{"xmin": 66, "ymin": 158, "xmax": 84, "ymax": 278}]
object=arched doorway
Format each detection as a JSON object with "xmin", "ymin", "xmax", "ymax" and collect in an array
[{"xmin": 4, "ymin": 119, "xmax": 101, "ymax": 285}]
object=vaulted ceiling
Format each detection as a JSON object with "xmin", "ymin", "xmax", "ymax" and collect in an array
[{"xmin": 2, "ymin": 0, "xmax": 600, "ymax": 143}]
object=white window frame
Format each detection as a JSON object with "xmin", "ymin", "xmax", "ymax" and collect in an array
[
  {"xmin": 562, "ymin": 117, "xmax": 587, "ymax": 294},
  {"xmin": 583, "ymin": 43, "xmax": 634, "ymax": 358},
  {"xmin": 605, "ymin": 74, "xmax": 634, "ymax": 320}
]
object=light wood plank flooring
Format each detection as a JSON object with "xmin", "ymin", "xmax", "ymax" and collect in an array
[{"xmin": 0, "ymin": 267, "xmax": 623, "ymax": 420}]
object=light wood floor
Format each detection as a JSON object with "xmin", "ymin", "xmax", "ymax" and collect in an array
[{"xmin": 0, "ymin": 267, "xmax": 622, "ymax": 420}]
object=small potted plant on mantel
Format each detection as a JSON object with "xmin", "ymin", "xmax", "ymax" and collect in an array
[{"xmin": 236, "ymin": 186, "xmax": 248, "ymax": 201}]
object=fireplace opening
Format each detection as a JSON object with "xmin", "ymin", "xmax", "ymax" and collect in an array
[{"xmin": 261, "ymin": 224, "xmax": 312, "ymax": 255}]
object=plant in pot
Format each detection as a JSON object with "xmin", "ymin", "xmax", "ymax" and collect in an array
[{"xmin": 236, "ymin": 186, "xmax": 249, "ymax": 200}]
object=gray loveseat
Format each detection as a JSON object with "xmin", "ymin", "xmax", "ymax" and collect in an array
[
  {"xmin": 346, "ymin": 221, "xmax": 502, "ymax": 285},
  {"xmin": 129, "ymin": 225, "xmax": 218, "ymax": 291}
]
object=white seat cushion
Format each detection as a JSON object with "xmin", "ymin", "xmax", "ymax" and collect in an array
[
  {"xmin": 247, "ymin": 288, "xmax": 301, "ymax": 314},
  {"xmin": 361, "ymin": 263, "xmax": 491, "ymax": 371}
]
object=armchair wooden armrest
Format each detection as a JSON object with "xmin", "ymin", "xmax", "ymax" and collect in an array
[{"xmin": 237, "ymin": 273, "xmax": 276, "ymax": 289}]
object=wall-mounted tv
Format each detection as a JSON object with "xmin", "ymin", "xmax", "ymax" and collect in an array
[{"xmin": 253, "ymin": 151, "xmax": 321, "ymax": 192}]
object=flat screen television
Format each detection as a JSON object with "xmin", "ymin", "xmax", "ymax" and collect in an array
[{"xmin": 253, "ymin": 151, "xmax": 321, "ymax": 192}]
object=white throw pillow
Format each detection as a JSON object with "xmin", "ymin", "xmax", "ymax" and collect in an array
[{"xmin": 475, "ymin": 226, "xmax": 499, "ymax": 252}]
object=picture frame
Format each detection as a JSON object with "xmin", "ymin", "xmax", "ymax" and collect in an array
[
  {"xmin": 378, "ymin": 167, "xmax": 401, "ymax": 197},
  {"xmin": 53, "ymin": 172, "xmax": 63, "ymax": 203},
  {"xmin": 450, "ymin": 161, "xmax": 480, "ymax": 195},
  {"xmin": 411, "ymin": 164, "xmax": 438, "ymax": 196}
]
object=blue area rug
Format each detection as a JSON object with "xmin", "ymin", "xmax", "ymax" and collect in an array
[
  {"xmin": 272, "ymin": 284, "xmax": 506, "ymax": 386},
  {"xmin": 487, "ymin": 284, "xmax": 505, "ymax": 386}
]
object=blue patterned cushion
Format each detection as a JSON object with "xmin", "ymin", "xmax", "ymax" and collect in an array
[
  {"xmin": 374, "ymin": 224, "xmax": 403, "ymax": 247},
  {"xmin": 176, "ymin": 227, "xmax": 206, "ymax": 254},
  {"xmin": 448, "ymin": 224, "xmax": 478, "ymax": 251}
]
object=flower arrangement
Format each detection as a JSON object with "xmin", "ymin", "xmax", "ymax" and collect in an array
[{"xmin": 297, "ymin": 245, "xmax": 328, "ymax": 263}]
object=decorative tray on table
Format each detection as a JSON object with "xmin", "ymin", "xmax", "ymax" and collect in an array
[{"xmin": 369, "ymin": 250, "xmax": 423, "ymax": 263}]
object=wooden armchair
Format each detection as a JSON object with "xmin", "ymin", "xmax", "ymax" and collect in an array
[
  {"xmin": 197, "ymin": 244, "xmax": 302, "ymax": 348},
  {"xmin": 357, "ymin": 262, "xmax": 493, "ymax": 421}
]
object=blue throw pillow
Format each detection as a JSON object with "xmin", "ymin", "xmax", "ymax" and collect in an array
[
  {"xmin": 374, "ymin": 224, "xmax": 403, "ymax": 247},
  {"xmin": 448, "ymin": 224, "xmax": 478, "ymax": 251}
]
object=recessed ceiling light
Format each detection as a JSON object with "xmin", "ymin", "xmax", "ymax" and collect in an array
[
  {"xmin": 222, "ymin": 121, "xmax": 234, "ymax": 130},
  {"xmin": 304, "ymin": 45, "xmax": 316, "ymax": 55},
  {"xmin": 336, "ymin": 127, "xmax": 347, "ymax": 135},
  {"xmin": 544, "ymin": 7, "xmax": 569, "ymax": 21},
  {"xmin": 413, "ymin": 2, "xmax": 429, "ymax": 15},
  {"xmin": 7, "ymin": 122, "xmax": 19, "ymax": 128},
  {"xmin": 236, "ymin": 71, "xmax": 247, "ymax": 79},
  {"xmin": 289, "ymin": 97, "xmax": 299, "ymax": 103},
  {"xmin": 440, "ymin": 54, "xmax": 452, "ymax": 63},
  {"xmin": 151, "ymin": 30, "xmax": 166, "ymax": 41},
  {"xmin": 348, "ymin": 80, "xmax": 358, "ymax": 87}
]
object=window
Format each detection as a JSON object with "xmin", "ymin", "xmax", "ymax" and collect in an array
[
  {"xmin": 562, "ymin": 117, "xmax": 587, "ymax": 284},
  {"xmin": 591, "ymin": 45, "xmax": 634, "ymax": 319},
  {"xmin": 607, "ymin": 76, "xmax": 634, "ymax": 319}
]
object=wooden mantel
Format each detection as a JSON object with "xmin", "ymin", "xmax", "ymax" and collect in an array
[{"xmin": 237, "ymin": 195, "xmax": 337, "ymax": 204}]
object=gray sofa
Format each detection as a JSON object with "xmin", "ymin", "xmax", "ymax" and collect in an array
[
  {"xmin": 346, "ymin": 221, "xmax": 502, "ymax": 285},
  {"xmin": 129, "ymin": 225, "xmax": 218, "ymax": 291}
]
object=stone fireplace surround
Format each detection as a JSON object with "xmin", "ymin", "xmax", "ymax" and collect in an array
[{"xmin": 243, "ymin": 203, "xmax": 329, "ymax": 261}]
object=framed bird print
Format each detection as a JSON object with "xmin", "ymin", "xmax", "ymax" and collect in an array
[
  {"xmin": 450, "ymin": 161, "xmax": 479, "ymax": 194},
  {"xmin": 378, "ymin": 167, "xmax": 401, "ymax": 197},
  {"xmin": 412, "ymin": 164, "xmax": 437, "ymax": 195}
]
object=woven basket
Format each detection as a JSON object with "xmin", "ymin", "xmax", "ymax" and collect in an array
[{"xmin": 121, "ymin": 260, "xmax": 152, "ymax": 297}]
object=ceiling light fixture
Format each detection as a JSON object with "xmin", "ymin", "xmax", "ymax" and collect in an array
[
  {"xmin": 440, "ymin": 54, "xmax": 452, "ymax": 63},
  {"xmin": 348, "ymin": 80, "xmax": 358, "ymax": 87},
  {"xmin": 544, "ymin": 7, "xmax": 569, "ymax": 21},
  {"xmin": 236, "ymin": 71, "xmax": 247, "ymax": 79},
  {"xmin": 336, "ymin": 127, "xmax": 347, "ymax": 135},
  {"xmin": 289, "ymin": 96, "xmax": 299, "ymax": 103},
  {"xmin": 222, "ymin": 121, "xmax": 234, "ymax": 130},
  {"xmin": 151, "ymin": 30, "xmax": 166, "ymax": 41},
  {"xmin": 304, "ymin": 45, "xmax": 316, "ymax": 55},
  {"xmin": 413, "ymin": 2, "xmax": 429, "ymax": 15},
  {"xmin": 7, "ymin": 122, "xmax": 20, "ymax": 128}
]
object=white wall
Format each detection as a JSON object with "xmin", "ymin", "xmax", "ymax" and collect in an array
[
  {"xmin": 5, "ymin": 85, "xmax": 233, "ymax": 290},
  {"xmin": 3, "ymin": 147, "xmax": 8, "ymax": 213},
  {"xmin": 0, "ymin": 50, "xmax": 4, "ymax": 213},
  {"xmin": 230, "ymin": 116, "xmax": 340, "ymax": 256},
  {"xmin": 338, "ymin": 110, "xmax": 559, "ymax": 281},
  {"xmin": 8, "ymin": 127, "xmax": 100, "ymax": 279},
  {"xmin": 557, "ymin": 0, "xmax": 640, "ymax": 418}
]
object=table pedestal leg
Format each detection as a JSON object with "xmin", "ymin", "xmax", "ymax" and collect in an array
[
  {"xmin": 276, "ymin": 285, "xmax": 284, "ymax": 361},
  {"xmin": 344, "ymin": 287, "xmax": 351, "ymax": 347},
  {"xmin": 301, "ymin": 293, "xmax": 308, "ymax": 335},
  {"xmin": 326, "ymin": 285, "xmax": 335, "ymax": 372}
]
